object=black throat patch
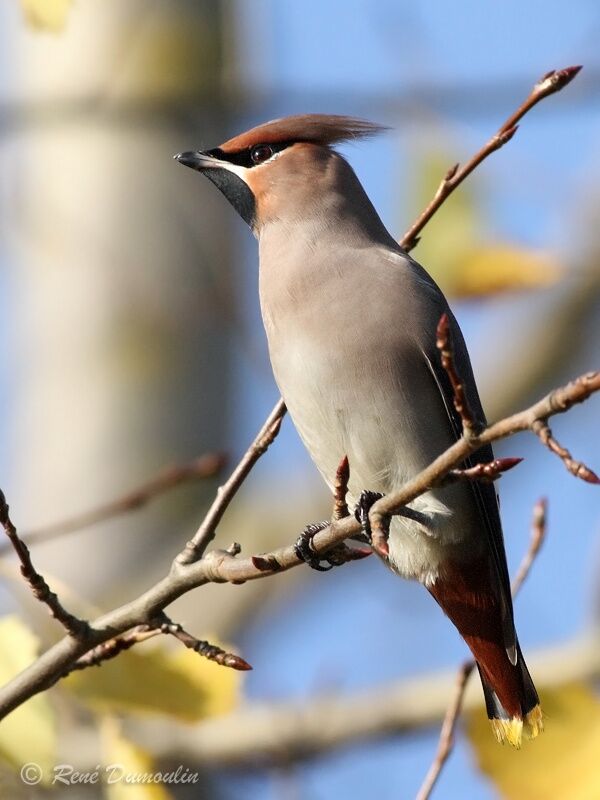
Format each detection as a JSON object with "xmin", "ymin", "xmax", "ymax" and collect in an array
[{"xmin": 202, "ymin": 168, "xmax": 256, "ymax": 227}]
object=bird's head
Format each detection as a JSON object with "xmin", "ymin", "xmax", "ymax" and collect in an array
[{"xmin": 175, "ymin": 114, "xmax": 386, "ymax": 236}]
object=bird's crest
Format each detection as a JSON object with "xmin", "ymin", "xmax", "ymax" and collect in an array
[{"xmin": 219, "ymin": 114, "xmax": 387, "ymax": 153}]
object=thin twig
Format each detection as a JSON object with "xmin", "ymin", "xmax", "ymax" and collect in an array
[
  {"xmin": 415, "ymin": 660, "xmax": 475, "ymax": 800},
  {"xmin": 158, "ymin": 616, "xmax": 252, "ymax": 671},
  {"xmin": 177, "ymin": 399, "xmax": 287, "ymax": 564},
  {"xmin": 400, "ymin": 65, "xmax": 582, "ymax": 252},
  {"xmin": 329, "ymin": 456, "xmax": 372, "ymax": 562},
  {"xmin": 333, "ymin": 455, "xmax": 350, "ymax": 520},
  {"xmin": 511, "ymin": 498, "xmax": 547, "ymax": 596},
  {"xmin": 532, "ymin": 420, "xmax": 600, "ymax": 484},
  {"xmin": 416, "ymin": 498, "xmax": 549, "ymax": 800},
  {"xmin": 0, "ymin": 490, "xmax": 88, "ymax": 637},
  {"xmin": 368, "ymin": 371, "xmax": 599, "ymax": 534},
  {"xmin": 67, "ymin": 612, "xmax": 255, "ymax": 675},
  {"xmin": 447, "ymin": 457, "xmax": 523, "ymax": 484},
  {"xmin": 318, "ymin": 542, "xmax": 373, "ymax": 568},
  {"xmin": 64, "ymin": 626, "xmax": 159, "ymax": 675},
  {"xmin": 436, "ymin": 313, "xmax": 480, "ymax": 434},
  {"xmin": 0, "ymin": 453, "xmax": 226, "ymax": 554}
]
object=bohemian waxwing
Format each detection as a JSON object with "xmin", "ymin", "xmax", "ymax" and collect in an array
[{"xmin": 176, "ymin": 114, "xmax": 542, "ymax": 746}]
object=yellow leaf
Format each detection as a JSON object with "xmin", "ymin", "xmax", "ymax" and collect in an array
[
  {"xmin": 454, "ymin": 245, "xmax": 562, "ymax": 298},
  {"xmin": 21, "ymin": 0, "xmax": 73, "ymax": 32},
  {"xmin": 65, "ymin": 639, "xmax": 242, "ymax": 722},
  {"xmin": 101, "ymin": 719, "xmax": 173, "ymax": 800},
  {"xmin": 406, "ymin": 150, "xmax": 562, "ymax": 299},
  {"xmin": 0, "ymin": 616, "xmax": 55, "ymax": 782},
  {"xmin": 467, "ymin": 682, "xmax": 600, "ymax": 800}
]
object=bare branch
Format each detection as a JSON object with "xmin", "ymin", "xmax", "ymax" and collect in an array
[
  {"xmin": 0, "ymin": 371, "xmax": 595, "ymax": 721},
  {"xmin": 532, "ymin": 420, "xmax": 600, "ymax": 484},
  {"xmin": 436, "ymin": 313, "xmax": 481, "ymax": 435},
  {"xmin": 318, "ymin": 541, "xmax": 373, "ymax": 567},
  {"xmin": 64, "ymin": 626, "xmax": 159, "ymax": 675},
  {"xmin": 0, "ymin": 490, "xmax": 88, "ymax": 637},
  {"xmin": 447, "ymin": 457, "xmax": 523, "ymax": 484},
  {"xmin": 417, "ymin": 498, "xmax": 549, "ymax": 800},
  {"xmin": 399, "ymin": 65, "xmax": 582, "ymax": 252},
  {"xmin": 67, "ymin": 613, "xmax": 254, "ymax": 676},
  {"xmin": 416, "ymin": 660, "xmax": 475, "ymax": 800},
  {"xmin": 333, "ymin": 455, "xmax": 350, "ymax": 520},
  {"xmin": 511, "ymin": 497, "xmax": 547, "ymax": 596},
  {"xmin": 5, "ymin": 453, "xmax": 226, "ymax": 552},
  {"xmin": 178, "ymin": 399, "xmax": 287, "ymax": 564},
  {"xmin": 157, "ymin": 615, "xmax": 252, "ymax": 671},
  {"xmin": 368, "ymin": 371, "xmax": 599, "ymax": 535}
]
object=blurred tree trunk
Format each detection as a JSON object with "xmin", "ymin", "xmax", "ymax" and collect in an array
[{"xmin": 1, "ymin": 1, "xmax": 234, "ymax": 606}]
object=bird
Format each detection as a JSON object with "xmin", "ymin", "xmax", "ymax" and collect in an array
[{"xmin": 175, "ymin": 114, "xmax": 542, "ymax": 747}]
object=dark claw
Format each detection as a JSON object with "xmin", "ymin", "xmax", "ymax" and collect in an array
[
  {"xmin": 294, "ymin": 521, "xmax": 333, "ymax": 571},
  {"xmin": 354, "ymin": 491, "xmax": 384, "ymax": 542}
]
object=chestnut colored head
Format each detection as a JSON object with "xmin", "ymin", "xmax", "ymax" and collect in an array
[{"xmin": 175, "ymin": 114, "xmax": 387, "ymax": 234}]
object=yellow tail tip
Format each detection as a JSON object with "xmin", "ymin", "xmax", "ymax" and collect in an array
[
  {"xmin": 490, "ymin": 705, "xmax": 544, "ymax": 747},
  {"xmin": 491, "ymin": 717, "xmax": 523, "ymax": 748},
  {"xmin": 525, "ymin": 704, "xmax": 544, "ymax": 739}
]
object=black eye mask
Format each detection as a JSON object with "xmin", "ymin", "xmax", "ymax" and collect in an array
[{"xmin": 207, "ymin": 141, "xmax": 291, "ymax": 169}]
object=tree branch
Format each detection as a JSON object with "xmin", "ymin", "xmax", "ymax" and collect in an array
[
  {"xmin": 511, "ymin": 498, "xmax": 547, "ymax": 596},
  {"xmin": 156, "ymin": 614, "xmax": 252, "ymax": 671},
  {"xmin": 436, "ymin": 313, "xmax": 481, "ymax": 435},
  {"xmin": 399, "ymin": 64, "xmax": 582, "ymax": 252},
  {"xmin": 177, "ymin": 398, "xmax": 286, "ymax": 564},
  {"xmin": 64, "ymin": 626, "xmax": 160, "ymax": 675},
  {"xmin": 2, "ymin": 452, "xmax": 226, "ymax": 552},
  {"xmin": 415, "ymin": 660, "xmax": 475, "ymax": 800},
  {"xmin": 367, "ymin": 371, "xmax": 599, "ymax": 541},
  {"xmin": 0, "ymin": 371, "xmax": 596, "ymax": 721},
  {"xmin": 332, "ymin": 455, "xmax": 351, "ymax": 521},
  {"xmin": 532, "ymin": 420, "xmax": 600, "ymax": 484},
  {"xmin": 0, "ymin": 490, "xmax": 88, "ymax": 637},
  {"xmin": 446, "ymin": 456, "xmax": 523, "ymax": 484}
]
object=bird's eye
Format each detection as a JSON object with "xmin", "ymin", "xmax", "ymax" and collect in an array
[{"xmin": 250, "ymin": 144, "xmax": 274, "ymax": 165}]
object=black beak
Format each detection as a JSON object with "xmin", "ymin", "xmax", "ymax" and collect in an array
[{"xmin": 174, "ymin": 151, "xmax": 221, "ymax": 171}]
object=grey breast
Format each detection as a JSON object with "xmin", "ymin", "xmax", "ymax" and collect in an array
[{"xmin": 258, "ymin": 232, "xmax": 457, "ymax": 496}]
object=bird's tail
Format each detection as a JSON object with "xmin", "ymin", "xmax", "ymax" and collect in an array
[
  {"xmin": 428, "ymin": 560, "xmax": 543, "ymax": 747},
  {"xmin": 475, "ymin": 639, "xmax": 543, "ymax": 747}
]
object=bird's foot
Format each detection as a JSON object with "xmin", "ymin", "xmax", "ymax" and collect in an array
[
  {"xmin": 294, "ymin": 522, "xmax": 334, "ymax": 571},
  {"xmin": 354, "ymin": 490, "xmax": 384, "ymax": 539},
  {"xmin": 294, "ymin": 521, "xmax": 372, "ymax": 572},
  {"xmin": 354, "ymin": 490, "xmax": 390, "ymax": 558}
]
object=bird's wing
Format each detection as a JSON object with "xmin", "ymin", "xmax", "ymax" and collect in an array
[{"xmin": 420, "ymin": 310, "xmax": 518, "ymax": 664}]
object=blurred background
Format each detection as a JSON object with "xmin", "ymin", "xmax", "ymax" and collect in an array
[{"xmin": 0, "ymin": 1, "xmax": 599, "ymax": 798}]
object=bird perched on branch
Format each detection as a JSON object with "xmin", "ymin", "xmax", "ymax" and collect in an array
[{"xmin": 176, "ymin": 115, "xmax": 542, "ymax": 747}]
